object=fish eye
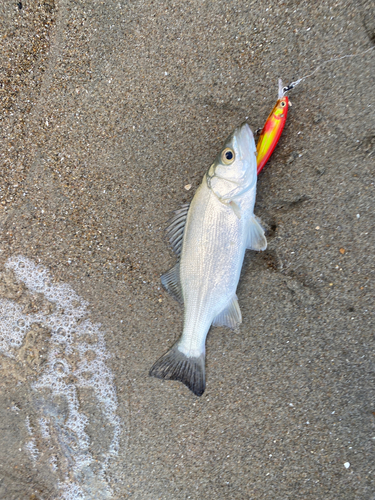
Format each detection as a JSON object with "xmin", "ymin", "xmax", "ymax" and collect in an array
[
  {"xmin": 280, "ymin": 101, "xmax": 286, "ymax": 108},
  {"xmin": 222, "ymin": 148, "xmax": 235, "ymax": 164}
]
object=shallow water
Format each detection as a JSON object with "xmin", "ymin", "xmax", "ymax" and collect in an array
[{"xmin": 0, "ymin": 256, "xmax": 120, "ymax": 498}]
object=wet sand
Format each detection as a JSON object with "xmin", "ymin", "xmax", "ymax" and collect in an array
[{"xmin": 0, "ymin": 0, "xmax": 374, "ymax": 498}]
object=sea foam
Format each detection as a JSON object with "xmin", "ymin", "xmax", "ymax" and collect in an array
[{"xmin": 0, "ymin": 256, "xmax": 121, "ymax": 499}]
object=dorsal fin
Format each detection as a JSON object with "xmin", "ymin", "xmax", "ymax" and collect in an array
[
  {"xmin": 165, "ymin": 203, "xmax": 190, "ymax": 256},
  {"xmin": 161, "ymin": 262, "xmax": 183, "ymax": 303}
]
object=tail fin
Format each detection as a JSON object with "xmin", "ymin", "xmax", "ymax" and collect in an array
[{"xmin": 149, "ymin": 344, "xmax": 205, "ymax": 397}]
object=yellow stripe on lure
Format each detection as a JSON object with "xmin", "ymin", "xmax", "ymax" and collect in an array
[{"xmin": 257, "ymin": 79, "xmax": 289, "ymax": 175}]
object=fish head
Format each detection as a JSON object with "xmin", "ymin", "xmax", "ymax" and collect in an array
[{"xmin": 207, "ymin": 122, "xmax": 257, "ymax": 202}]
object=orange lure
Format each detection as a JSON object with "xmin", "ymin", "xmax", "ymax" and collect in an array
[{"xmin": 256, "ymin": 80, "xmax": 289, "ymax": 175}]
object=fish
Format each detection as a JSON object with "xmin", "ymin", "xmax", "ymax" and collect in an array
[
  {"xmin": 256, "ymin": 81, "xmax": 289, "ymax": 175},
  {"xmin": 150, "ymin": 122, "xmax": 267, "ymax": 396}
]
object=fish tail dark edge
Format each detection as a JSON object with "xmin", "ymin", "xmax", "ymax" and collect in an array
[{"xmin": 149, "ymin": 344, "xmax": 206, "ymax": 397}]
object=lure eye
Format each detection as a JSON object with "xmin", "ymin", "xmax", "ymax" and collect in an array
[
  {"xmin": 280, "ymin": 101, "xmax": 286, "ymax": 108},
  {"xmin": 222, "ymin": 148, "xmax": 235, "ymax": 164}
]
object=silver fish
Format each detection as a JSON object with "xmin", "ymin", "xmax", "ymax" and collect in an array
[{"xmin": 150, "ymin": 123, "xmax": 267, "ymax": 396}]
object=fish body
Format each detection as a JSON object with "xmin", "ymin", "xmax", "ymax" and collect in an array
[
  {"xmin": 178, "ymin": 182, "xmax": 247, "ymax": 358},
  {"xmin": 150, "ymin": 123, "xmax": 267, "ymax": 396}
]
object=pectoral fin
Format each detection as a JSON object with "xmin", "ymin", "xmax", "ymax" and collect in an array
[
  {"xmin": 212, "ymin": 295, "xmax": 242, "ymax": 328},
  {"xmin": 161, "ymin": 262, "xmax": 183, "ymax": 303},
  {"xmin": 247, "ymin": 216, "xmax": 267, "ymax": 251},
  {"xmin": 229, "ymin": 201, "xmax": 241, "ymax": 219}
]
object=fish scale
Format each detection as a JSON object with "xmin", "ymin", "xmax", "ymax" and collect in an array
[{"xmin": 180, "ymin": 189, "xmax": 244, "ymax": 356}]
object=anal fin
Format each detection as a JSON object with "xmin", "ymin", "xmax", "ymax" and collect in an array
[
  {"xmin": 161, "ymin": 262, "xmax": 183, "ymax": 303},
  {"xmin": 212, "ymin": 295, "xmax": 242, "ymax": 328}
]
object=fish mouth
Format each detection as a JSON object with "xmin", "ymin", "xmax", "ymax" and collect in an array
[{"xmin": 233, "ymin": 122, "xmax": 255, "ymax": 160}]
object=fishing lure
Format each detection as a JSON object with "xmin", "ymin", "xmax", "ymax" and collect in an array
[
  {"xmin": 256, "ymin": 79, "xmax": 289, "ymax": 175},
  {"xmin": 256, "ymin": 45, "xmax": 375, "ymax": 175}
]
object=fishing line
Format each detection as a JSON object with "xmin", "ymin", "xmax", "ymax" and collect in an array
[{"xmin": 281, "ymin": 45, "xmax": 375, "ymax": 96}]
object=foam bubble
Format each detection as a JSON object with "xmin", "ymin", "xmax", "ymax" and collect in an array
[
  {"xmin": 25, "ymin": 438, "xmax": 39, "ymax": 462},
  {"xmin": 0, "ymin": 299, "xmax": 31, "ymax": 355},
  {"xmin": 59, "ymin": 482, "xmax": 86, "ymax": 500},
  {"xmin": 39, "ymin": 417, "xmax": 50, "ymax": 439},
  {"xmin": 0, "ymin": 256, "xmax": 121, "ymax": 499},
  {"xmin": 25, "ymin": 416, "xmax": 33, "ymax": 436},
  {"xmin": 50, "ymin": 455, "xmax": 58, "ymax": 471}
]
